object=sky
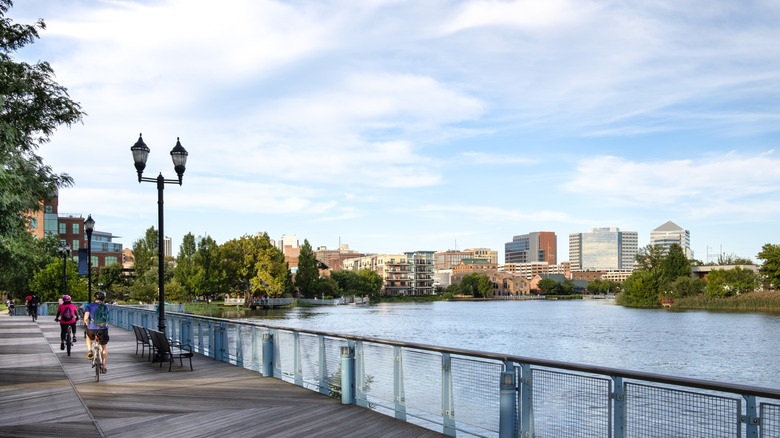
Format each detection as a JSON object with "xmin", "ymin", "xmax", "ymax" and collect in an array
[{"xmin": 8, "ymin": 0, "xmax": 780, "ymax": 264}]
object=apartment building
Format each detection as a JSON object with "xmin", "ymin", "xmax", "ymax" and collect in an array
[{"xmin": 464, "ymin": 248, "xmax": 499, "ymax": 264}]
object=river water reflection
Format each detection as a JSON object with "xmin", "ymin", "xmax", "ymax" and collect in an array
[{"xmin": 229, "ymin": 299, "xmax": 780, "ymax": 389}]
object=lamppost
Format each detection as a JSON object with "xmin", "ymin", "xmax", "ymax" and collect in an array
[
  {"xmin": 84, "ymin": 215, "xmax": 95, "ymax": 302},
  {"xmin": 131, "ymin": 133, "xmax": 188, "ymax": 334},
  {"xmin": 57, "ymin": 243, "xmax": 71, "ymax": 297}
]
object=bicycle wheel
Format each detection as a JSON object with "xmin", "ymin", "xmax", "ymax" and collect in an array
[
  {"xmin": 66, "ymin": 331, "xmax": 72, "ymax": 356},
  {"xmin": 94, "ymin": 351, "xmax": 100, "ymax": 382}
]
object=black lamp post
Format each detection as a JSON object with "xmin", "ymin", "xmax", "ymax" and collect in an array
[
  {"xmin": 57, "ymin": 243, "xmax": 71, "ymax": 297},
  {"xmin": 131, "ymin": 133, "xmax": 188, "ymax": 334},
  {"xmin": 84, "ymin": 215, "xmax": 95, "ymax": 302}
]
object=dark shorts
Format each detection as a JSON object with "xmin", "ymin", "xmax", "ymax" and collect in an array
[{"xmin": 86, "ymin": 328, "xmax": 109, "ymax": 344}]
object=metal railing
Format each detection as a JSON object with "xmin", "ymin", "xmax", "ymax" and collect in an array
[{"xmin": 108, "ymin": 305, "xmax": 780, "ymax": 437}]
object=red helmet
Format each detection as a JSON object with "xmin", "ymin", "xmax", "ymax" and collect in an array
[{"xmin": 62, "ymin": 295, "xmax": 71, "ymax": 302}]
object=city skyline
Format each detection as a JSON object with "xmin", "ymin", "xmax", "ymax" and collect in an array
[{"xmin": 9, "ymin": 0, "xmax": 779, "ymax": 264}]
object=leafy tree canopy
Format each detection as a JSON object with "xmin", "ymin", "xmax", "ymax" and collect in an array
[{"xmin": 757, "ymin": 243, "xmax": 780, "ymax": 289}]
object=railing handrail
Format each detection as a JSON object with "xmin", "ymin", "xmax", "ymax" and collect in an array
[{"xmin": 161, "ymin": 308, "xmax": 780, "ymax": 399}]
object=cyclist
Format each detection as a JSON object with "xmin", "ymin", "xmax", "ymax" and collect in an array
[
  {"xmin": 27, "ymin": 294, "xmax": 39, "ymax": 321},
  {"xmin": 84, "ymin": 291, "xmax": 110, "ymax": 373},
  {"xmin": 54, "ymin": 295, "xmax": 79, "ymax": 350}
]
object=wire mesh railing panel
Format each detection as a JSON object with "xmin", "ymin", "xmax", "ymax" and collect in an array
[
  {"xmin": 401, "ymin": 349, "xmax": 444, "ymax": 426},
  {"xmin": 625, "ymin": 382, "xmax": 740, "ymax": 438},
  {"xmin": 532, "ymin": 369, "xmax": 612, "ymax": 438},
  {"xmin": 761, "ymin": 402, "xmax": 780, "ymax": 438},
  {"xmin": 323, "ymin": 337, "xmax": 345, "ymax": 397},
  {"xmin": 451, "ymin": 356, "xmax": 504, "ymax": 435},
  {"xmin": 360, "ymin": 343, "xmax": 397, "ymax": 409},
  {"xmin": 298, "ymin": 332, "xmax": 321, "ymax": 390},
  {"xmin": 276, "ymin": 330, "xmax": 296, "ymax": 383}
]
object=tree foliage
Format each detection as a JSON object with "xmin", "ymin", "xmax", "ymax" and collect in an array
[
  {"xmin": 705, "ymin": 267, "xmax": 760, "ymax": 298},
  {"xmin": 173, "ymin": 232, "xmax": 197, "ymax": 299},
  {"xmin": 295, "ymin": 239, "xmax": 319, "ymax": 298},
  {"xmin": 459, "ymin": 273, "xmax": 493, "ymax": 298},
  {"xmin": 757, "ymin": 243, "xmax": 780, "ymax": 289},
  {"xmin": 248, "ymin": 233, "xmax": 292, "ymax": 298},
  {"xmin": 191, "ymin": 235, "xmax": 226, "ymax": 301},
  {"xmin": 1, "ymin": 1, "xmax": 85, "ymax": 297},
  {"xmin": 28, "ymin": 258, "xmax": 87, "ymax": 303}
]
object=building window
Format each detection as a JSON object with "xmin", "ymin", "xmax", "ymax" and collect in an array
[
  {"xmin": 105, "ymin": 256, "xmax": 118, "ymax": 266},
  {"xmin": 72, "ymin": 223, "xmax": 79, "ymax": 234},
  {"xmin": 92, "ymin": 256, "xmax": 101, "ymax": 266},
  {"xmin": 59, "ymin": 223, "xmax": 66, "ymax": 234},
  {"xmin": 29, "ymin": 217, "xmax": 38, "ymax": 229},
  {"xmin": 72, "ymin": 240, "xmax": 79, "ymax": 251},
  {"xmin": 45, "ymin": 205, "xmax": 53, "ymax": 213}
]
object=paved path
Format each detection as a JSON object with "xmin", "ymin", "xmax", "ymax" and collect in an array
[{"xmin": 0, "ymin": 315, "xmax": 444, "ymax": 438}]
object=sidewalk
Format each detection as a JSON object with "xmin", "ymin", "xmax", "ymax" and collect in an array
[{"xmin": 0, "ymin": 315, "xmax": 444, "ymax": 438}]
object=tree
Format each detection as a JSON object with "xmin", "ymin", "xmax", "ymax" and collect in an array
[
  {"xmin": 28, "ymin": 259, "xmax": 87, "ymax": 303},
  {"xmin": 705, "ymin": 267, "xmax": 759, "ymax": 298},
  {"xmin": 173, "ymin": 233, "xmax": 197, "ymax": 299},
  {"xmin": 192, "ymin": 235, "xmax": 226, "ymax": 302},
  {"xmin": 667, "ymin": 276, "xmax": 705, "ymax": 298},
  {"xmin": 97, "ymin": 263, "xmax": 127, "ymax": 295},
  {"xmin": 660, "ymin": 243, "xmax": 691, "ymax": 283},
  {"xmin": 619, "ymin": 270, "xmax": 662, "ymax": 307},
  {"xmin": 356, "ymin": 269, "xmax": 383, "ymax": 296},
  {"xmin": 0, "ymin": 1, "xmax": 85, "ymax": 296},
  {"xmin": 537, "ymin": 278, "xmax": 559, "ymax": 295},
  {"xmin": 459, "ymin": 273, "xmax": 492, "ymax": 298},
  {"xmin": 757, "ymin": 243, "xmax": 780, "ymax": 289},
  {"xmin": 295, "ymin": 239, "xmax": 319, "ymax": 298},
  {"xmin": 0, "ymin": 233, "xmax": 58, "ymax": 299},
  {"xmin": 249, "ymin": 233, "xmax": 292, "ymax": 298},
  {"xmin": 132, "ymin": 227, "xmax": 158, "ymax": 280},
  {"xmin": 635, "ymin": 245, "xmax": 666, "ymax": 272}
]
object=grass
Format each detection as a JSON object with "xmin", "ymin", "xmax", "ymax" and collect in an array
[{"xmin": 672, "ymin": 290, "xmax": 780, "ymax": 312}]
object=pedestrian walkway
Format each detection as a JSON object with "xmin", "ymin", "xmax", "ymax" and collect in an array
[{"xmin": 0, "ymin": 315, "xmax": 444, "ymax": 438}]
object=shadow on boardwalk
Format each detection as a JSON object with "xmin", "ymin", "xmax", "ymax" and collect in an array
[{"xmin": 0, "ymin": 315, "xmax": 444, "ymax": 438}]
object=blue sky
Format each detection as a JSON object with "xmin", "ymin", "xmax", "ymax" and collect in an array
[{"xmin": 9, "ymin": 0, "xmax": 780, "ymax": 264}]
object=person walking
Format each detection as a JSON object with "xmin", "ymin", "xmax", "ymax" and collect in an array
[
  {"xmin": 84, "ymin": 291, "xmax": 110, "ymax": 373},
  {"xmin": 27, "ymin": 295, "xmax": 39, "ymax": 321},
  {"xmin": 54, "ymin": 295, "xmax": 79, "ymax": 350}
]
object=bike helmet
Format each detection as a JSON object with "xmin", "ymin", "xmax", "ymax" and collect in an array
[
  {"xmin": 62, "ymin": 295, "xmax": 71, "ymax": 302},
  {"xmin": 94, "ymin": 291, "xmax": 106, "ymax": 301}
]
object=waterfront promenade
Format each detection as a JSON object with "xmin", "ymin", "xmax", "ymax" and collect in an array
[{"xmin": 0, "ymin": 315, "xmax": 444, "ymax": 438}]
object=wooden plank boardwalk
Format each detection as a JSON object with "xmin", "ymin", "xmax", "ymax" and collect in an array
[{"xmin": 0, "ymin": 315, "xmax": 445, "ymax": 438}]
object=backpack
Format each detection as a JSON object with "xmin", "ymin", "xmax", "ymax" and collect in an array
[
  {"xmin": 93, "ymin": 303, "xmax": 109, "ymax": 327},
  {"xmin": 62, "ymin": 305, "xmax": 74, "ymax": 321}
]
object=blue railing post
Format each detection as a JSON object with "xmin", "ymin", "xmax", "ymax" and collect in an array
[
  {"xmin": 196, "ymin": 319, "xmax": 204, "ymax": 354},
  {"xmin": 213, "ymin": 321, "xmax": 227, "ymax": 361},
  {"xmin": 294, "ymin": 331, "xmax": 303, "ymax": 386},
  {"xmin": 612, "ymin": 376, "xmax": 626, "ymax": 438},
  {"xmin": 499, "ymin": 367, "xmax": 517, "ymax": 438},
  {"xmin": 394, "ymin": 346, "xmax": 407, "ymax": 421},
  {"xmin": 441, "ymin": 353, "xmax": 456, "ymax": 437},
  {"xmin": 355, "ymin": 340, "xmax": 368, "ymax": 408},
  {"xmin": 181, "ymin": 317, "xmax": 193, "ymax": 348},
  {"xmin": 318, "ymin": 335, "xmax": 328, "ymax": 395},
  {"xmin": 519, "ymin": 362, "xmax": 533, "ymax": 437},
  {"xmin": 234, "ymin": 324, "xmax": 244, "ymax": 368},
  {"xmin": 341, "ymin": 344, "xmax": 355, "ymax": 405},
  {"xmin": 262, "ymin": 332, "xmax": 274, "ymax": 377},
  {"xmin": 742, "ymin": 394, "xmax": 759, "ymax": 437},
  {"xmin": 250, "ymin": 327, "xmax": 260, "ymax": 373}
]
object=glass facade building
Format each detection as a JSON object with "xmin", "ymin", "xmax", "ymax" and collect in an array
[{"xmin": 569, "ymin": 227, "xmax": 638, "ymax": 271}]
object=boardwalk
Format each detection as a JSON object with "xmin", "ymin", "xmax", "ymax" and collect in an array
[{"xmin": 0, "ymin": 315, "xmax": 444, "ymax": 438}]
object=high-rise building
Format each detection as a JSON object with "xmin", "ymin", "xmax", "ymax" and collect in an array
[
  {"xmin": 163, "ymin": 236, "xmax": 172, "ymax": 258},
  {"xmin": 505, "ymin": 232, "xmax": 556, "ymax": 265},
  {"xmin": 650, "ymin": 221, "xmax": 693, "ymax": 258},
  {"xmin": 569, "ymin": 227, "xmax": 638, "ymax": 271}
]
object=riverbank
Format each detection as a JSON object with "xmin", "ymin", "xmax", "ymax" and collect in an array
[{"xmin": 671, "ymin": 289, "xmax": 780, "ymax": 313}]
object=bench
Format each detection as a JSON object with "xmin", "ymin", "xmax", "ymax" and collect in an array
[
  {"xmin": 131, "ymin": 324, "xmax": 153, "ymax": 360},
  {"xmin": 148, "ymin": 329, "xmax": 193, "ymax": 371}
]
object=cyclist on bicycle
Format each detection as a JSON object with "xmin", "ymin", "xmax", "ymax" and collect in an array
[
  {"xmin": 54, "ymin": 295, "xmax": 79, "ymax": 350},
  {"xmin": 84, "ymin": 291, "xmax": 110, "ymax": 373}
]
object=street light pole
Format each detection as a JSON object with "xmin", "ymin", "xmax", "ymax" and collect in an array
[
  {"xmin": 131, "ymin": 133, "xmax": 188, "ymax": 334},
  {"xmin": 84, "ymin": 215, "xmax": 95, "ymax": 302},
  {"xmin": 57, "ymin": 243, "xmax": 71, "ymax": 297}
]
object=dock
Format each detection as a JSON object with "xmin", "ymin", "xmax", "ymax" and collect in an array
[{"xmin": 0, "ymin": 315, "xmax": 443, "ymax": 437}]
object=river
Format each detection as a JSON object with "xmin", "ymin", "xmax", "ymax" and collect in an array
[{"xmin": 228, "ymin": 299, "xmax": 780, "ymax": 390}]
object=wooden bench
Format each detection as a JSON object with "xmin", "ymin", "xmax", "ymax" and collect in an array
[
  {"xmin": 131, "ymin": 324, "xmax": 153, "ymax": 360},
  {"xmin": 148, "ymin": 329, "xmax": 193, "ymax": 371}
]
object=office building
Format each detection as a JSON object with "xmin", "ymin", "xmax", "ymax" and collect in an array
[
  {"xmin": 505, "ymin": 232, "xmax": 556, "ymax": 265},
  {"xmin": 569, "ymin": 227, "xmax": 638, "ymax": 271},
  {"xmin": 650, "ymin": 221, "xmax": 693, "ymax": 258}
]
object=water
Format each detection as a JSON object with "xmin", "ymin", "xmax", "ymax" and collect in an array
[{"xmin": 230, "ymin": 299, "xmax": 780, "ymax": 389}]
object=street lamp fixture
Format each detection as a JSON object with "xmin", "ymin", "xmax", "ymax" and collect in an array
[
  {"xmin": 84, "ymin": 215, "xmax": 95, "ymax": 302},
  {"xmin": 57, "ymin": 243, "xmax": 71, "ymax": 297},
  {"xmin": 131, "ymin": 133, "xmax": 188, "ymax": 334}
]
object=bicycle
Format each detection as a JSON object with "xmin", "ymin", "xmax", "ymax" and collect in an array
[
  {"xmin": 91, "ymin": 333, "xmax": 105, "ymax": 382},
  {"xmin": 64, "ymin": 327, "xmax": 72, "ymax": 356}
]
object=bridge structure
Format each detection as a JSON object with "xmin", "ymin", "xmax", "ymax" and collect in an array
[{"xmin": 109, "ymin": 305, "xmax": 780, "ymax": 437}]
